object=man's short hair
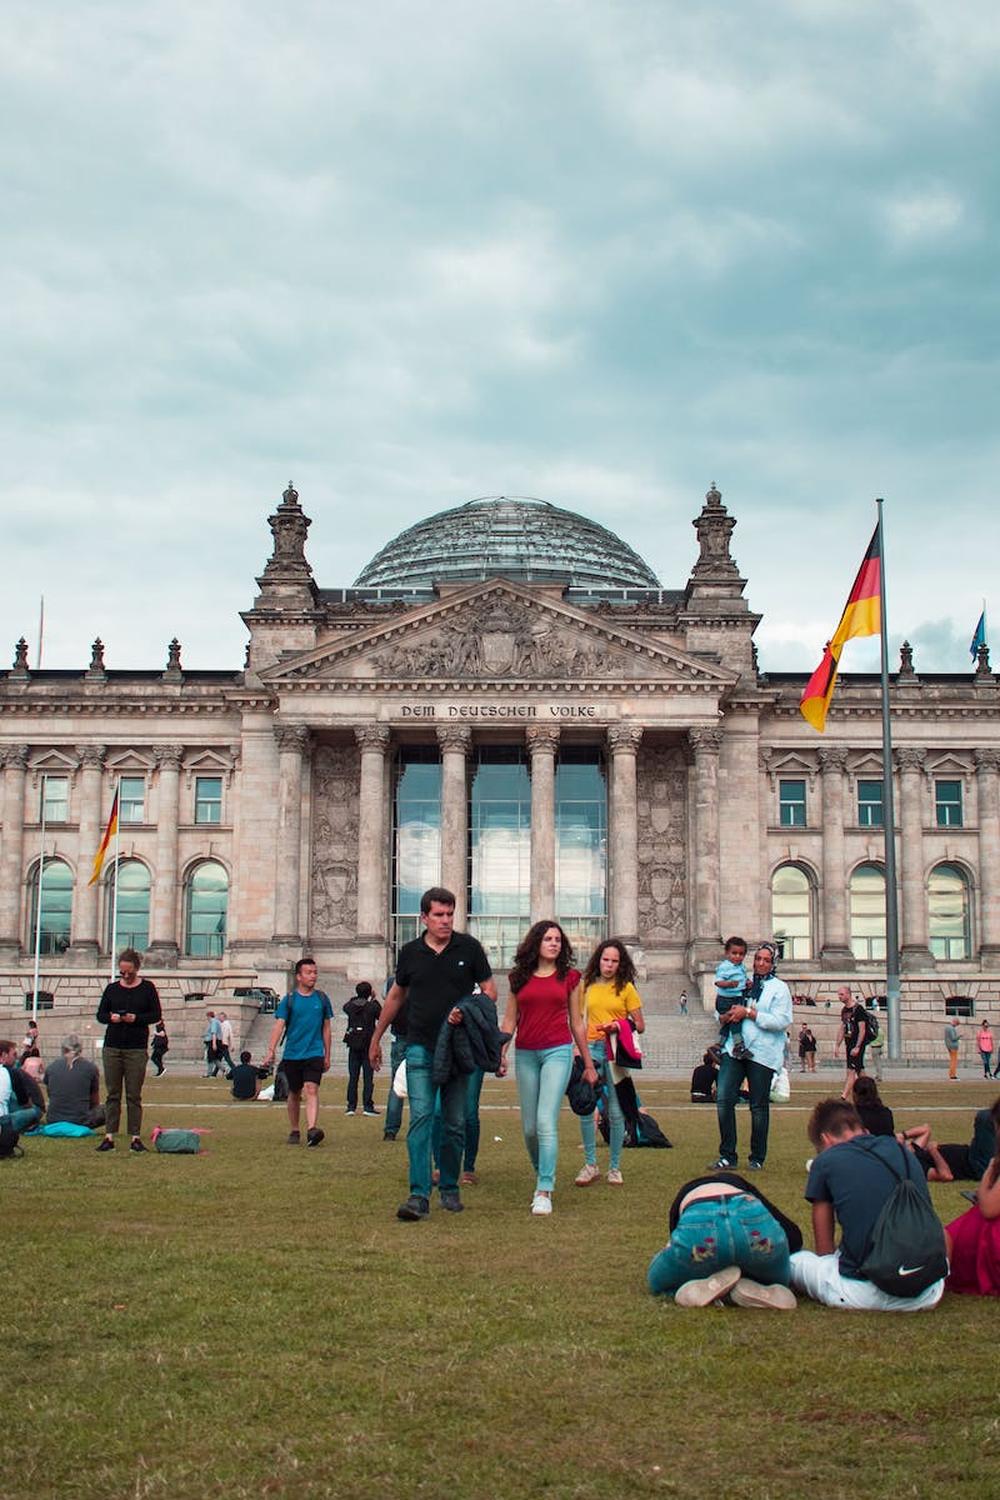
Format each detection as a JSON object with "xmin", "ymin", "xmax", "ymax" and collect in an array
[
  {"xmin": 294, "ymin": 956, "xmax": 317, "ymax": 976},
  {"xmin": 808, "ymin": 1098, "xmax": 863, "ymax": 1149},
  {"xmin": 0, "ymin": 1039, "xmax": 15, "ymax": 1055},
  {"xmin": 420, "ymin": 887, "xmax": 455, "ymax": 915},
  {"xmin": 62, "ymin": 1034, "xmax": 83, "ymax": 1057},
  {"xmin": 118, "ymin": 947, "xmax": 142, "ymax": 968},
  {"xmin": 240, "ymin": 1050, "xmax": 251, "ymax": 1064}
]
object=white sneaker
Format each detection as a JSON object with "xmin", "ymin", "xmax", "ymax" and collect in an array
[
  {"xmin": 674, "ymin": 1266, "xmax": 741, "ymax": 1308},
  {"xmin": 575, "ymin": 1163, "xmax": 601, "ymax": 1187},
  {"xmin": 607, "ymin": 1168, "xmax": 624, "ymax": 1186},
  {"xmin": 730, "ymin": 1278, "xmax": 797, "ymax": 1311},
  {"xmin": 531, "ymin": 1192, "xmax": 553, "ymax": 1216}
]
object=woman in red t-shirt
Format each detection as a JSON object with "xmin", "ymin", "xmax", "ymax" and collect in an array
[{"xmin": 499, "ymin": 920, "xmax": 596, "ymax": 1217}]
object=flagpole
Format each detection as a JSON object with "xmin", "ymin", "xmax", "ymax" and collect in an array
[
  {"xmin": 109, "ymin": 777, "xmax": 121, "ymax": 981},
  {"xmin": 31, "ymin": 784, "xmax": 48, "ymax": 1024},
  {"xmin": 876, "ymin": 498, "xmax": 902, "ymax": 1061}
]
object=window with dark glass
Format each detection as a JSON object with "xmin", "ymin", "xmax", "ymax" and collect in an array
[
  {"xmin": 107, "ymin": 859, "xmax": 151, "ymax": 953},
  {"xmin": 857, "ymin": 779, "xmax": 884, "ymax": 827},
  {"xmin": 195, "ymin": 776, "xmax": 223, "ymax": 825},
  {"xmin": 928, "ymin": 862, "xmax": 971, "ymax": 960},
  {"xmin": 392, "ymin": 748, "xmax": 442, "ymax": 953},
  {"xmin": 779, "ymin": 778, "xmax": 807, "ymax": 827},
  {"xmin": 29, "ymin": 859, "xmax": 73, "ymax": 956},
  {"xmin": 468, "ymin": 746, "xmax": 530, "ymax": 973},
  {"xmin": 119, "ymin": 775, "xmax": 146, "ymax": 825},
  {"xmin": 554, "ymin": 746, "xmax": 607, "ymax": 955},
  {"xmin": 770, "ymin": 864, "xmax": 813, "ymax": 959},
  {"xmin": 185, "ymin": 861, "xmax": 228, "ymax": 957},
  {"xmin": 849, "ymin": 863, "xmax": 886, "ymax": 960},
  {"xmin": 935, "ymin": 780, "xmax": 963, "ymax": 828}
]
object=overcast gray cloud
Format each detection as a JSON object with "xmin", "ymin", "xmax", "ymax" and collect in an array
[{"xmin": 3, "ymin": 0, "xmax": 998, "ymax": 672}]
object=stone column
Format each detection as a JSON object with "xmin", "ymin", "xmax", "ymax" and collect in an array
[
  {"xmin": 896, "ymin": 746, "xmax": 932, "ymax": 970},
  {"xmin": 70, "ymin": 745, "xmax": 106, "ymax": 958},
  {"xmin": 608, "ymin": 724, "xmax": 643, "ymax": 940},
  {"xmin": 818, "ymin": 747, "xmax": 853, "ymax": 968},
  {"xmin": 528, "ymin": 725, "xmax": 560, "ymax": 922},
  {"xmin": 688, "ymin": 727, "xmax": 723, "ymax": 968},
  {"xmin": 272, "ymin": 723, "xmax": 311, "ymax": 944},
  {"xmin": 437, "ymin": 725, "xmax": 470, "ymax": 928},
  {"xmin": 355, "ymin": 725, "xmax": 390, "ymax": 940},
  {"xmin": 976, "ymin": 749, "xmax": 1000, "ymax": 968},
  {"xmin": 148, "ymin": 745, "xmax": 184, "ymax": 965},
  {"xmin": 0, "ymin": 745, "xmax": 29, "ymax": 956}
]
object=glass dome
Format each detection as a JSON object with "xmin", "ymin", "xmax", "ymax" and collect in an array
[{"xmin": 354, "ymin": 496, "xmax": 661, "ymax": 591}]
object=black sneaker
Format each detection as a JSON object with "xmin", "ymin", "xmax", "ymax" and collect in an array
[
  {"xmin": 708, "ymin": 1157, "xmax": 737, "ymax": 1170},
  {"xmin": 129, "ymin": 1138, "xmax": 148, "ymax": 1153},
  {"xmin": 383, "ymin": 1130, "xmax": 397, "ymax": 1141},
  {"xmin": 363, "ymin": 1106, "xmax": 381, "ymax": 1116},
  {"xmin": 306, "ymin": 1127, "xmax": 325, "ymax": 1148},
  {"xmin": 747, "ymin": 1159, "xmax": 764, "ymax": 1170},
  {"xmin": 396, "ymin": 1195, "xmax": 430, "ymax": 1221},
  {"xmin": 439, "ymin": 1190, "xmax": 464, "ymax": 1213},
  {"xmin": 287, "ymin": 1130, "xmax": 301, "ymax": 1146},
  {"xmin": 96, "ymin": 1137, "xmax": 115, "ymax": 1152}
]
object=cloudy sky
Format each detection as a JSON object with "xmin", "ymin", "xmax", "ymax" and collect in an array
[{"xmin": 4, "ymin": 0, "xmax": 998, "ymax": 675}]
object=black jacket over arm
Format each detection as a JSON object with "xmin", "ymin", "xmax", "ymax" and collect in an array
[{"xmin": 432, "ymin": 993, "xmax": 510, "ymax": 1085}]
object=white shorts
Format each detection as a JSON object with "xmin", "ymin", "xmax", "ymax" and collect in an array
[{"xmin": 790, "ymin": 1251, "xmax": 944, "ymax": 1312}]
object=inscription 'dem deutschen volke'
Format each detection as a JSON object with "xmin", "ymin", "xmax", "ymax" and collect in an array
[{"xmin": 400, "ymin": 704, "xmax": 599, "ymax": 719}]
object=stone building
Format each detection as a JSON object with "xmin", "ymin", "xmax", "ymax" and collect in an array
[{"xmin": 1, "ymin": 482, "xmax": 997, "ymax": 1059}]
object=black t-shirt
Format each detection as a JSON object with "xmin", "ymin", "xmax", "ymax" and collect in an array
[
  {"xmin": 690, "ymin": 1063, "xmax": 717, "ymax": 1097},
  {"xmin": 856, "ymin": 1101, "xmax": 895, "ymax": 1136},
  {"xmin": 805, "ymin": 1134, "xmax": 931, "ymax": 1279},
  {"xmin": 96, "ymin": 979, "xmax": 162, "ymax": 1048},
  {"xmin": 395, "ymin": 931, "xmax": 492, "ymax": 1049},
  {"xmin": 228, "ymin": 1063, "xmax": 263, "ymax": 1101}
]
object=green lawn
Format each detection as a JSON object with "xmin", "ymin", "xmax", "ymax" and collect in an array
[{"xmin": 5, "ymin": 1075, "xmax": 996, "ymax": 1500}]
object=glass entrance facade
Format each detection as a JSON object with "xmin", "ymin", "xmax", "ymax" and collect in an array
[
  {"xmin": 555, "ymin": 746, "xmax": 607, "ymax": 958},
  {"xmin": 468, "ymin": 746, "xmax": 531, "ymax": 972},
  {"xmin": 392, "ymin": 748, "xmax": 442, "ymax": 952}
]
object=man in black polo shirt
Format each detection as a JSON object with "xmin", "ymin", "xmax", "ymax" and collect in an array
[{"xmin": 371, "ymin": 886, "xmax": 496, "ymax": 1220}]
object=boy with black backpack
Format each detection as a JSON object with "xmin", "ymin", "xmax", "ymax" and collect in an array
[{"xmin": 790, "ymin": 1098, "xmax": 947, "ymax": 1311}]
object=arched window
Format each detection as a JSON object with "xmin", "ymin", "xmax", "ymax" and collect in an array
[
  {"xmin": 770, "ymin": 864, "xmax": 813, "ymax": 959},
  {"xmin": 928, "ymin": 863, "xmax": 971, "ymax": 960},
  {"xmin": 186, "ymin": 861, "xmax": 228, "ymax": 957},
  {"xmin": 28, "ymin": 859, "xmax": 73, "ymax": 955},
  {"xmin": 107, "ymin": 859, "xmax": 151, "ymax": 954},
  {"xmin": 849, "ymin": 863, "xmax": 886, "ymax": 960}
]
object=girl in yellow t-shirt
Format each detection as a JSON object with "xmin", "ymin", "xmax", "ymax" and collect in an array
[{"xmin": 575, "ymin": 938, "xmax": 644, "ymax": 1187}]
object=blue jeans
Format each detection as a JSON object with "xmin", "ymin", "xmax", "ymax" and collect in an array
[
  {"xmin": 405, "ymin": 1043, "xmax": 468, "ymax": 1198},
  {"xmin": 647, "ymin": 1193, "xmax": 791, "ymax": 1297},
  {"xmin": 515, "ymin": 1044, "xmax": 573, "ymax": 1193},
  {"xmin": 1, "ymin": 1106, "xmax": 41, "ymax": 1134},
  {"xmin": 431, "ymin": 1067, "xmax": 484, "ymax": 1173},
  {"xmin": 384, "ymin": 1035, "xmax": 408, "ymax": 1135},
  {"xmin": 716, "ymin": 1053, "xmax": 775, "ymax": 1165},
  {"xmin": 579, "ymin": 1041, "xmax": 624, "ymax": 1169}
]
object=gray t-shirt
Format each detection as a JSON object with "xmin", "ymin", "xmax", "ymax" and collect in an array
[{"xmin": 44, "ymin": 1055, "xmax": 99, "ymax": 1126}]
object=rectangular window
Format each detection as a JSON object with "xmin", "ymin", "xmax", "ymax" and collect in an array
[
  {"xmin": 119, "ymin": 776, "xmax": 146, "ymax": 825},
  {"xmin": 935, "ymin": 780, "xmax": 963, "ymax": 827},
  {"xmin": 41, "ymin": 775, "xmax": 69, "ymax": 823},
  {"xmin": 24, "ymin": 990, "xmax": 55, "ymax": 1011},
  {"xmin": 857, "ymin": 779, "xmax": 884, "ymax": 827},
  {"xmin": 779, "ymin": 778, "xmax": 807, "ymax": 827},
  {"xmin": 195, "ymin": 776, "xmax": 223, "ymax": 824}
]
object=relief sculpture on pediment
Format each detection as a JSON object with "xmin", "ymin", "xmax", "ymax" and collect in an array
[
  {"xmin": 370, "ymin": 600, "xmax": 628, "ymax": 680},
  {"xmin": 636, "ymin": 746, "xmax": 688, "ymax": 942},
  {"xmin": 310, "ymin": 745, "xmax": 359, "ymax": 938}
]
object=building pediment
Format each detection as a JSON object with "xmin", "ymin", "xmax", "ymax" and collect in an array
[{"xmin": 261, "ymin": 580, "xmax": 737, "ymax": 689}]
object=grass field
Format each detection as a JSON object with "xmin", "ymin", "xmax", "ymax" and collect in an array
[{"xmin": 5, "ymin": 1072, "xmax": 997, "ymax": 1500}]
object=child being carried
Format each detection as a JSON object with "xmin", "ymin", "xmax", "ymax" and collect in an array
[{"xmin": 715, "ymin": 936, "xmax": 751, "ymax": 1061}]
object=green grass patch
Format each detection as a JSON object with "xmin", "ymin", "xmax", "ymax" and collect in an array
[{"xmin": 5, "ymin": 1076, "xmax": 997, "ymax": 1499}]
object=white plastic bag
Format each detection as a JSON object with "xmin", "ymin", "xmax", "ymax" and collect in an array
[
  {"xmin": 392, "ymin": 1059, "xmax": 408, "ymax": 1099},
  {"xmin": 770, "ymin": 1066, "xmax": 790, "ymax": 1102}
]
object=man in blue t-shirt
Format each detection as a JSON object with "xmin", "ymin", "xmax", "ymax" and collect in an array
[
  {"xmin": 262, "ymin": 958, "xmax": 334, "ymax": 1147},
  {"xmin": 790, "ymin": 1098, "xmax": 945, "ymax": 1312}
]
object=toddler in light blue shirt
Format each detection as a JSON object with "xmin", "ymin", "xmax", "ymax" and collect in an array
[{"xmin": 715, "ymin": 936, "xmax": 750, "ymax": 1060}]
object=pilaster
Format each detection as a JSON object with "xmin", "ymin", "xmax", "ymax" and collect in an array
[{"xmin": 436, "ymin": 725, "xmax": 471, "ymax": 928}]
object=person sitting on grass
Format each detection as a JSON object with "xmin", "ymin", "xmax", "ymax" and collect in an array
[
  {"xmin": 228, "ymin": 1051, "xmax": 269, "ymax": 1101},
  {"xmin": 852, "ymin": 1075, "xmax": 895, "ymax": 1137},
  {"xmin": 690, "ymin": 1050, "xmax": 719, "ymax": 1104},
  {"xmin": 0, "ymin": 1038, "xmax": 42, "ymax": 1134},
  {"xmin": 44, "ymin": 1034, "xmax": 104, "ymax": 1129},
  {"xmin": 647, "ymin": 1171, "xmax": 800, "ymax": 1309},
  {"xmin": 789, "ymin": 1098, "xmax": 946, "ymax": 1312},
  {"xmin": 897, "ymin": 1101, "xmax": 1000, "ymax": 1182},
  {"xmin": 945, "ymin": 1110, "xmax": 1000, "ymax": 1297}
]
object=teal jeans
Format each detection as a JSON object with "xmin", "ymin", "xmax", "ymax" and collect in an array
[
  {"xmin": 579, "ymin": 1040, "xmax": 624, "ymax": 1170},
  {"xmin": 647, "ymin": 1193, "xmax": 791, "ymax": 1298},
  {"xmin": 515, "ymin": 1044, "xmax": 573, "ymax": 1193}
]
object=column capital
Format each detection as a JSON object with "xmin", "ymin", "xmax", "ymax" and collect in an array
[
  {"xmin": 526, "ymin": 725, "xmax": 560, "ymax": 755},
  {"xmin": 687, "ymin": 726, "xmax": 723, "ymax": 756},
  {"xmin": 76, "ymin": 744, "xmax": 107, "ymax": 770},
  {"xmin": 818, "ymin": 747, "xmax": 850, "ymax": 775},
  {"xmin": 153, "ymin": 744, "xmax": 186, "ymax": 771},
  {"xmin": 895, "ymin": 745, "xmax": 926, "ymax": 773},
  {"xmin": 275, "ymin": 722, "xmax": 313, "ymax": 755},
  {"xmin": 2, "ymin": 744, "xmax": 30, "ymax": 771},
  {"xmin": 354, "ymin": 724, "xmax": 390, "ymax": 753},
  {"xmin": 608, "ymin": 723, "xmax": 644, "ymax": 755},
  {"xmin": 975, "ymin": 748, "xmax": 1000, "ymax": 774},
  {"xmin": 436, "ymin": 724, "xmax": 472, "ymax": 753}
]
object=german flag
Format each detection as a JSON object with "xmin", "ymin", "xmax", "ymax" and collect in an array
[
  {"xmin": 88, "ymin": 786, "xmax": 119, "ymax": 886},
  {"xmin": 800, "ymin": 527, "xmax": 881, "ymax": 732}
]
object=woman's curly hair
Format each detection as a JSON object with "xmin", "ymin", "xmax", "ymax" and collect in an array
[
  {"xmin": 581, "ymin": 938, "xmax": 636, "ymax": 995},
  {"xmin": 509, "ymin": 921, "xmax": 574, "ymax": 994}
]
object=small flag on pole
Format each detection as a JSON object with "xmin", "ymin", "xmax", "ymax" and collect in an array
[
  {"xmin": 89, "ymin": 787, "xmax": 119, "ymax": 886},
  {"xmin": 970, "ymin": 610, "xmax": 986, "ymax": 661},
  {"xmin": 800, "ymin": 526, "xmax": 881, "ymax": 733}
]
